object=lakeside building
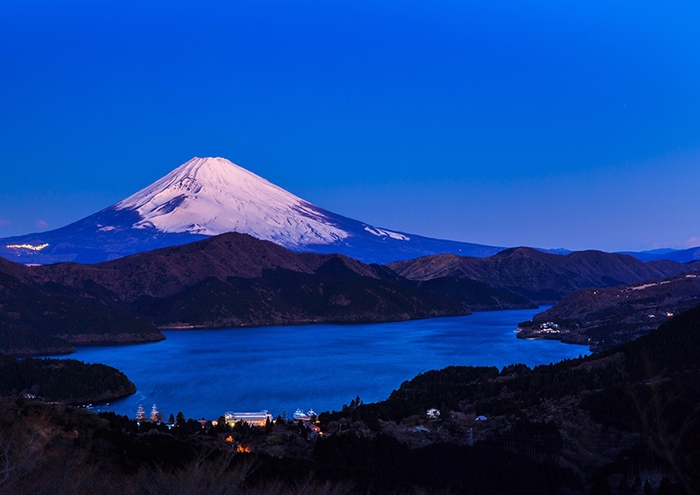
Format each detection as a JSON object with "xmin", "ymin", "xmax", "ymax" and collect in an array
[
  {"xmin": 426, "ymin": 408, "xmax": 440, "ymax": 419},
  {"xmin": 225, "ymin": 411, "xmax": 272, "ymax": 427},
  {"xmin": 293, "ymin": 408, "xmax": 317, "ymax": 422}
]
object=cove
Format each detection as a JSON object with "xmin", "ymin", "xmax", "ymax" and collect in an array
[{"xmin": 50, "ymin": 307, "xmax": 587, "ymax": 420}]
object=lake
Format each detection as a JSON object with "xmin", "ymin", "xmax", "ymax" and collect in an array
[{"xmin": 50, "ymin": 307, "xmax": 587, "ymax": 420}]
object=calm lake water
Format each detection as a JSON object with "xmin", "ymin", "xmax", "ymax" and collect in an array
[{"xmin": 50, "ymin": 307, "xmax": 587, "ymax": 420}]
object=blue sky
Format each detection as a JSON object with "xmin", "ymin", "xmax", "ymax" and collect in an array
[{"xmin": 1, "ymin": 0, "xmax": 699, "ymax": 252}]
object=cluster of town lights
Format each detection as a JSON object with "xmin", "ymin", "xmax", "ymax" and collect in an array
[{"xmin": 6, "ymin": 243, "xmax": 49, "ymax": 251}]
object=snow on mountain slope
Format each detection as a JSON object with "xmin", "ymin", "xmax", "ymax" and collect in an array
[
  {"xmin": 115, "ymin": 157, "xmax": 349, "ymax": 248},
  {"xmin": 0, "ymin": 156, "xmax": 505, "ymax": 265}
]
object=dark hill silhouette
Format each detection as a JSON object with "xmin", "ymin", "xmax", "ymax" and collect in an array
[
  {"xmin": 518, "ymin": 270, "xmax": 700, "ymax": 350},
  {"xmin": 20, "ymin": 233, "xmax": 387, "ymax": 302},
  {"xmin": 0, "ymin": 270, "xmax": 163, "ymax": 356},
  {"xmin": 389, "ymin": 247, "xmax": 699, "ymax": 303},
  {"xmin": 318, "ymin": 303, "xmax": 700, "ymax": 493},
  {"xmin": 0, "ymin": 233, "xmax": 469, "ymax": 354}
]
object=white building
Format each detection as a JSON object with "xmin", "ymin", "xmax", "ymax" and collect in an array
[
  {"xmin": 426, "ymin": 408, "xmax": 440, "ymax": 419},
  {"xmin": 225, "ymin": 411, "xmax": 272, "ymax": 427}
]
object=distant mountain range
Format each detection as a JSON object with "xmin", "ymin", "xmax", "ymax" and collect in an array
[
  {"xmin": 3, "ymin": 155, "xmax": 699, "ymax": 356},
  {"xmin": 0, "ymin": 233, "xmax": 471, "ymax": 355},
  {"xmin": 617, "ymin": 246, "xmax": 700, "ymax": 263},
  {"xmin": 389, "ymin": 247, "xmax": 700, "ymax": 304},
  {"xmin": 2, "ymin": 156, "xmax": 697, "ymax": 266},
  {"xmin": 4, "ymin": 231, "xmax": 699, "ymax": 356},
  {"xmin": 0, "ymin": 157, "xmax": 502, "ymax": 265}
]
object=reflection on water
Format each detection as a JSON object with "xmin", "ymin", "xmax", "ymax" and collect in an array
[{"xmin": 50, "ymin": 307, "xmax": 587, "ymax": 420}]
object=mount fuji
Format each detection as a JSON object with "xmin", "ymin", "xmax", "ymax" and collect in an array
[{"xmin": 0, "ymin": 157, "xmax": 503, "ymax": 264}]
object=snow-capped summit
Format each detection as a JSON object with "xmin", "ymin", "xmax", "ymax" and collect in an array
[
  {"xmin": 0, "ymin": 157, "xmax": 504, "ymax": 264},
  {"xmin": 115, "ymin": 157, "xmax": 349, "ymax": 248}
]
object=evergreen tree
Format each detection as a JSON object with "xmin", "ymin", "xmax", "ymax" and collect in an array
[{"xmin": 176, "ymin": 411, "xmax": 186, "ymax": 427}]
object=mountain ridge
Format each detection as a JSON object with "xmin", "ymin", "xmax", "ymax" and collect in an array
[
  {"xmin": 619, "ymin": 245, "xmax": 700, "ymax": 263},
  {"xmin": 20, "ymin": 233, "xmax": 389, "ymax": 302},
  {"xmin": 389, "ymin": 246, "xmax": 700, "ymax": 303},
  {"xmin": 0, "ymin": 232, "xmax": 471, "ymax": 354},
  {"xmin": 517, "ymin": 270, "xmax": 700, "ymax": 350},
  {"xmin": 0, "ymin": 157, "xmax": 503, "ymax": 265}
]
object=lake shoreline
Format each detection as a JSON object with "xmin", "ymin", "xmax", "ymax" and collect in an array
[{"xmin": 48, "ymin": 307, "xmax": 587, "ymax": 420}]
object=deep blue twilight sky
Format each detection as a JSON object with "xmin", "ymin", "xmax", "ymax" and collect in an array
[{"xmin": 1, "ymin": 1, "xmax": 699, "ymax": 252}]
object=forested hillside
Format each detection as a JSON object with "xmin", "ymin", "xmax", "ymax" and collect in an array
[
  {"xmin": 2, "ymin": 304, "xmax": 698, "ymax": 493},
  {"xmin": 0, "ymin": 356, "xmax": 135, "ymax": 403}
]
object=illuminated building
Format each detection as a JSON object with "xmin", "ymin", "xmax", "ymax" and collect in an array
[{"xmin": 224, "ymin": 411, "xmax": 272, "ymax": 427}]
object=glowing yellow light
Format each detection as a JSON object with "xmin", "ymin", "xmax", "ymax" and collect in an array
[{"xmin": 6, "ymin": 243, "xmax": 49, "ymax": 251}]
